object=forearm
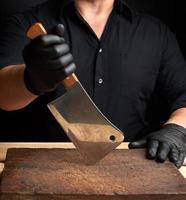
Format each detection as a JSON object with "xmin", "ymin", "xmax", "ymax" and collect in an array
[
  {"xmin": 165, "ymin": 108, "xmax": 186, "ymax": 128},
  {"xmin": 0, "ymin": 65, "xmax": 37, "ymax": 111}
]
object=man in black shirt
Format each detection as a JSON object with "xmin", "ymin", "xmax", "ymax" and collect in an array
[{"xmin": 0, "ymin": 0, "xmax": 186, "ymax": 168}]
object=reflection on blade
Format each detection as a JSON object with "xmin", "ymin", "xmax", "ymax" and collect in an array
[{"xmin": 47, "ymin": 81, "xmax": 124, "ymax": 164}]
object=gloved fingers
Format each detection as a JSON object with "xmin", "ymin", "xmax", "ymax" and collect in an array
[
  {"xmin": 47, "ymin": 53, "xmax": 74, "ymax": 70},
  {"xmin": 147, "ymin": 140, "xmax": 159, "ymax": 159},
  {"xmin": 169, "ymin": 147, "xmax": 179, "ymax": 164},
  {"xmin": 50, "ymin": 24, "xmax": 65, "ymax": 37},
  {"xmin": 49, "ymin": 63, "xmax": 76, "ymax": 83},
  {"xmin": 31, "ymin": 34, "xmax": 64, "ymax": 48},
  {"xmin": 63, "ymin": 63, "xmax": 76, "ymax": 77},
  {"xmin": 38, "ymin": 43, "xmax": 70, "ymax": 60},
  {"xmin": 128, "ymin": 139, "xmax": 147, "ymax": 149},
  {"xmin": 156, "ymin": 142, "xmax": 170, "ymax": 162},
  {"xmin": 175, "ymin": 151, "xmax": 186, "ymax": 168}
]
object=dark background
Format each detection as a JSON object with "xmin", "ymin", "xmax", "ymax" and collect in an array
[
  {"xmin": 0, "ymin": 0, "xmax": 185, "ymax": 58},
  {"xmin": 0, "ymin": 0, "xmax": 185, "ymax": 140}
]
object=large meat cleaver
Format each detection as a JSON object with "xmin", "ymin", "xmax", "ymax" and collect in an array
[{"xmin": 27, "ymin": 23, "xmax": 124, "ymax": 164}]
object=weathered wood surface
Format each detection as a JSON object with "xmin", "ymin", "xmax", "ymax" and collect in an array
[
  {"xmin": 0, "ymin": 143, "xmax": 185, "ymax": 178},
  {"xmin": 0, "ymin": 148, "xmax": 186, "ymax": 200}
]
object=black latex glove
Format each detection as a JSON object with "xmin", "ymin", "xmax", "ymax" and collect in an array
[
  {"xmin": 23, "ymin": 24, "xmax": 76, "ymax": 95},
  {"xmin": 129, "ymin": 123, "xmax": 186, "ymax": 168}
]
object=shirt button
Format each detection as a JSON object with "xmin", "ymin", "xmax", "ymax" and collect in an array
[
  {"xmin": 98, "ymin": 78, "xmax": 103, "ymax": 84},
  {"xmin": 99, "ymin": 48, "xmax": 103, "ymax": 53}
]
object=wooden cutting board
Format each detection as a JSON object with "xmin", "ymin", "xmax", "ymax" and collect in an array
[{"xmin": 0, "ymin": 148, "xmax": 186, "ymax": 200}]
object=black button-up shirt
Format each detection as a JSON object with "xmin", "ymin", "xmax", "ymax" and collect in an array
[{"xmin": 1, "ymin": 0, "xmax": 186, "ymax": 142}]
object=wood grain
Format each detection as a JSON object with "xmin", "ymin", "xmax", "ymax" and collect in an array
[
  {"xmin": 26, "ymin": 22, "xmax": 47, "ymax": 39},
  {"xmin": 0, "ymin": 143, "xmax": 185, "ymax": 178},
  {"xmin": 0, "ymin": 148, "xmax": 186, "ymax": 200},
  {"xmin": 63, "ymin": 73, "xmax": 79, "ymax": 88}
]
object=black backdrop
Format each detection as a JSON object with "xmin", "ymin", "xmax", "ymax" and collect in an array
[
  {"xmin": 0, "ymin": 0, "xmax": 185, "ymax": 141},
  {"xmin": 0, "ymin": 0, "xmax": 185, "ymax": 58}
]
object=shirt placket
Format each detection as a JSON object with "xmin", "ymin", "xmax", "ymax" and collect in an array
[{"xmin": 93, "ymin": 44, "xmax": 106, "ymax": 111}]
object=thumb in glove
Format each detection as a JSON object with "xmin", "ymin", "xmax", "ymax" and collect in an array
[{"xmin": 128, "ymin": 139, "xmax": 147, "ymax": 149}]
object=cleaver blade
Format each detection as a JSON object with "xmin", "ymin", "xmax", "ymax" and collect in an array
[{"xmin": 27, "ymin": 23, "xmax": 124, "ymax": 164}]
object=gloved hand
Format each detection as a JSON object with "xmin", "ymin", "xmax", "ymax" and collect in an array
[
  {"xmin": 129, "ymin": 123, "xmax": 186, "ymax": 168},
  {"xmin": 23, "ymin": 24, "xmax": 76, "ymax": 95}
]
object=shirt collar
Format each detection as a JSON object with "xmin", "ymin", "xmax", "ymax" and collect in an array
[
  {"xmin": 114, "ymin": 0, "xmax": 133, "ymax": 23},
  {"xmin": 59, "ymin": 0, "xmax": 133, "ymax": 23}
]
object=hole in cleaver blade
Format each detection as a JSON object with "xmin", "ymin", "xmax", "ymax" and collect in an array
[{"xmin": 47, "ymin": 81, "xmax": 125, "ymax": 164}]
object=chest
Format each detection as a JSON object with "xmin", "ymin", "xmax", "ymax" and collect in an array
[
  {"xmin": 80, "ymin": 15, "xmax": 110, "ymax": 39},
  {"xmin": 65, "ymin": 19, "xmax": 162, "ymax": 96}
]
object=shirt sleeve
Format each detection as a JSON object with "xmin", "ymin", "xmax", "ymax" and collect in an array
[
  {"xmin": 0, "ymin": 13, "xmax": 30, "ymax": 69},
  {"xmin": 157, "ymin": 25, "xmax": 186, "ymax": 114}
]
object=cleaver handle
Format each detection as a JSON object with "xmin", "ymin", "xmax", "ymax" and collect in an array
[{"xmin": 26, "ymin": 23, "xmax": 78, "ymax": 88}]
